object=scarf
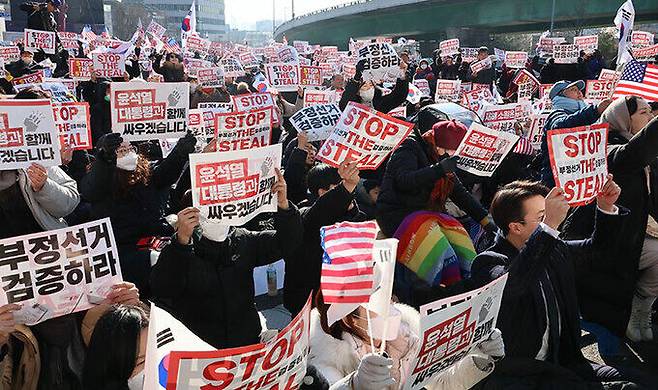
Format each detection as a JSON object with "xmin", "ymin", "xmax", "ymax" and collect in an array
[
  {"xmin": 421, "ymin": 130, "xmax": 454, "ymax": 212},
  {"xmin": 598, "ymin": 97, "xmax": 633, "ymax": 141}
]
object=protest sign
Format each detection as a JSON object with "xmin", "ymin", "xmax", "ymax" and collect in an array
[
  {"xmin": 220, "ymin": 57, "xmax": 245, "ymax": 78},
  {"xmin": 634, "ymin": 44, "xmax": 658, "ymax": 61},
  {"xmin": 38, "ymin": 80, "xmax": 74, "ymax": 102},
  {"xmin": 197, "ymin": 67, "xmax": 225, "ymax": 88},
  {"xmin": 439, "ymin": 38, "xmax": 460, "ymax": 57},
  {"xmin": 293, "ymin": 40, "xmax": 310, "ymax": 55},
  {"xmin": 461, "ymin": 87, "xmax": 495, "ymax": 116},
  {"xmin": 24, "ymin": 29, "xmax": 55, "ymax": 54},
  {"xmin": 265, "ymin": 62, "xmax": 299, "ymax": 92},
  {"xmin": 434, "ymin": 79, "xmax": 461, "ymax": 102},
  {"xmin": 404, "ymin": 274, "xmax": 507, "ymax": 390},
  {"xmin": 512, "ymin": 69, "xmax": 539, "ymax": 89},
  {"xmin": 54, "ymin": 102, "xmax": 92, "ymax": 150},
  {"xmin": 453, "ymin": 123, "xmax": 519, "ymax": 177},
  {"xmin": 537, "ymin": 37, "xmax": 565, "ymax": 55},
  {"xmin": 0, "ymin": 218, "xmax": 122, "ymax": 325},
  {"xmin": 166, "ymin": 295, "xmax": 311, "ymax": 390},
  {"xmin": 290, "ymin": 103, "xmax": 341, "ymax": 142},
  {"xmin": 553, "ymin": 44, "xmax": 579, "ymax": 64},
  {"xmin": 598, "ymin": 69, "xmax": 621, "ymax": 82},
  {"xmin": 69, "ymin": 58, "xmax": 94, "ymax": 80},
  {"xmin": 185, "ymin": 35, "xmax": 211, "ymax": 54},
  {"xmin": 110, "ymin": 82, "xmax": 189, "ymax": 141},
  {"xmin": 585, "ymin": 80, "xmax": 615, "ymax": 103},
  {"xmin": 299, "ymin": 65, "xmax": 323, "ymax": 87},
  {"xmin": 357, "ymin": 42, "xmax": 401, "ymax": 82},
  {"xmin": 184, "ymin": 58, "xmax": 212, "ymax": 76},
  {"xmin": 199, "ymin": 102, "xmax": 233, "ymax": 111},
  {"xmin": 482, "ymin": 103, "xmax": 519, "ymax": 133},
  {"xmin": 92, "ymin": 52, "xmax": 126, "ymax": 78},
  {"xmin": 574, "ymin": 35, "xmax": 598, "ymax": 54},
  {"xmin": 469, "ymin": 57, "xmax": 491, "ymax": 75},
  {"xmin": 189, "ymin": 143, "xmax": 281, "ymax": 226},
  {"xmin": 461, "ymin": 47, "xmax": 478, "ymax": 62},
  {"xmin": 239, "ymin": 51, "xmax": 260, "ymax": 69},
  {"xmin": 413, "ymin": 79, "xmax": 431, "ymax": 97},
  {"xmin": 517, "ymin": 82, "xmax": 536, "ymax": 101},
  {"xmin": 632, "ymin": 31, "xmax": 654, "ymax": 49},
  {"xmin": 277, "ymin": 45, "xmax": 299, "ymax": 63},
  {"xmin": 231, "ymin": 92, "xmax": 281, "ymax": 125},
  {"xmin": 528, "ymin": 111, "xmax": 549, "ymax": 151},
  {"xmin": 214, "ymin": 107, "xmax": 273, "ymax": 151},
  {"xmin": 547, "ymin": 123, "xmax": 608, "ymax": 206},
  {"xmin": 59, "ymin": 32, "xmax": 80, "ymax": 51},
  {"xmin": 504, "ymin": 51, "xmax": 528, "ymax": 69},
  {"xmin": 0, "ymin": 99, "xmax": 60, "ymax": 169},
  {"xmin": 0, "ymin": 46, "xmax": 20, "ymax": 62},
  {"xmin": 11, "ymin": 72, "xmax": 43, "ymax": 87},
  {"xmin": 318, "ymin": 102, "xmax": 414, "ymax": 170},
  {"xmin": 303, "ymin": 90, "xmax": 337, "ymax": 107},
  {"xmin": 146, "ymin": 21, "xmax": 166, "ymax": 38},
  {"xmin": 388, "ymin": 105, "xmax": 407, "ymax": 118},
  {"xmin": 539, "ymin": 83, "xmax": 554, "ymax": 98}
]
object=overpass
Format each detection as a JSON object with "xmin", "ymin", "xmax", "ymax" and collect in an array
[{"xmin": 274, "ymin": 0, "xmax": 658, "ymax": 48}]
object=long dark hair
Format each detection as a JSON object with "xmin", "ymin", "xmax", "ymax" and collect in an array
[
  {"xmin": 112, "ymin": 155, "xmax": 151, "ymax": 199},
  {"xmin": 82, "ymin": 304, "xmax": 149, "ymax": 390},
  {"xmin": 315, "ymin": 290, "xmax": 368, "ymax": 342}
]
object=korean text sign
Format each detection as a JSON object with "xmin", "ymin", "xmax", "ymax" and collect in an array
[
  {"xmin": 404, "ymin": 274, "xmax": 507, "ymax": 390},
  {"xmin": 0, "ymin": 218, "xmax": 123, "ymax": 325},
  {"xmin": 24, "ymin": 29, "xmax": 55, "ymax": 54},
  {"xmin": 189, "ymin": 143, "xmax": 282, "ymax": 226},
  {"xmin": 303, "ymin": 90, "xmax": 337, "ymax": 107},
  {"xmin": 439, "ymin": 39, "xmax": 460, "ymax": 57},
  {"xmin": 318, "ymin": 102, "xmax": 414, "ymax": 170},
  {"xmin": 197, "ymin": 67, "xmax": 225, "ymax": 88},
  {"xmin": 0, "ymin": 99, "xmax": 60, "ymax": 170},
  {"xmin": 435, "ymin": 79, "xmax": 461, "ymax": 102},
  {"xmin": 290, "ymin": 103, "xmax": 341, "ymax": 142},
  {"xmin": 220, "ymin": 58, "xmax": 245, "ymax": 78},
  {"xmin": 454, "ymin": 123, "xmax": 519, "ymax": 177},
  {"xmin": 357, "ymin": 43, "xmax": 401, "ymax": 82},
  {"xmin": 110, "ymin": 82, "xmax": 189, "ymax": 141},
  {"xmin": 547, "ymin": 124, "xmax": 608, "ymax": 206},
  {"xmin": 166, "ymin": 295, "xmax": 311, "ymax": 390},
  {"xmin": 55, "ymin": 102, "xmax": 92, "ymax": 150},
  {"xmin": 214, "ymin": 107, "xmax": 273, "ymax": 151},
  {"xmin": 504, "ymin": 51, "xmax": 528, "ymax": 69}
]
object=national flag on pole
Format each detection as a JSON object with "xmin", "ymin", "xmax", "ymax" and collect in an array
[
  {"xmin": 321, "ymin": 221, "xmax": 378, "ymax": 325},
  {"xmin": 513, "ymin": 137, "xmax": 535, "ymax": 155},
  {"xmin": 181, "ymin": 1, "xmax": 196, "ymax": 34},
  {"xmin": 612, "ymin": 60, "xmax": 658, "ymax": 102},
  {"xmin": 614, "ymin": 0, "xmax": 635, "ymax": 66},
  {"xmin": 81, "ymin": 25, "xmax": 97, "ymax": 42}
]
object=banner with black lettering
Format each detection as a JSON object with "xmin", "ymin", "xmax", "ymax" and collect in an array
[
  {"xmin": 214, "ymin": 108, "xmax": 273, "ymax": 151},
  {"xmin": 289, "ymin": 103, "xmax": 341, "ymax": 142}
]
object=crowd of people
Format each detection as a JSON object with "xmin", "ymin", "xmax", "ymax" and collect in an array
[{"xmin": 0, "ymin": 1, "xmax": 657, "ymax": 389}]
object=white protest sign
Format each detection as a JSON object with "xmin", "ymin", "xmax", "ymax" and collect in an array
[
  {"xmin": 220, "ymin": 57, "xmax": 245, "ymax": 78},
  {"xmin": 265, "ymin": 62, "xmax": 299, "ymax": 92},
  {"xmin": 92, "ymin": 52, "xmax": 126, "ymax": 78},
  {"xmin": 214, "ymin": 107, "xmax": 272, "ymax": 152},
  {"xmin": 553, "ymin": 44, "xmax": 579, "ymax": 64},
  {"xmin": 547, "ymin": 123, "xmax": 608, "ymax": 206},
  {"xmin": 231, "ymin": 92, "xmax": 281, "ymax": 126},
  {"xmin": 537, "ymin": 37, "xmax": 565, "ymax": 55},
  {"xmin": 0, "ymin": 218, "xmax": 122, "ymax": 325},
  {"xmin": 318, "ymin": 102, "xmax": 414, "ymax": 170},
  {"xmin": 482, "ymin": 103, "xmax": 519, "ymax": 133},
  {"xmin": 528, "ymin": 111, "xmax": 549, "ymax": 151},
  {"xmin": 303, "ymin": 90, "xmax": 337, "ymax": 107},
  {"xmin": 185, "ymin": 35, "xmax": 211, "ymax": 54},
  {"xmin": 165, "ymin": 296, "xmax": 311, "ymax": 390},
  {"xmin": 189, "ymin": 143, "xmax": 281, "ymax": 226},
  {"xmin": 404, "ymin": 274, "xmax": 508, "ymax": 390},
  {"xmin": 504, "ymin": 51, "xmax": 528, "ymax": 69},
  {"xmin": 469, "ymin": 57, "xmax": 491, "ymax": 75},
  {"xmin": 184, "ymin": 58, "xmax": 212, "ymax": 77},
  {"xmin": 0, "ymin": 46, "xmax": 20, "ymax": 62},
  {"xmin": 146, "ymin": 21, "xmax": 166, "ymax": 38},
  {"xmin": 290, "ymin": 103, "xmax": 342, "ymax": 142},
  {"xmin": 357, "ymin": 42, "xmax": 402, "ymax": 82},
  {"xmin": 461, "ymin": 47, "xmax": 478, "ymax": 62},
  {"xmin": 434, "ymin": 79, "xmax": 461, "ymax": 102},
  {"xmin": 439, "ymin": 38, "xmax": 460, "ymax": 57},
  {"xmin": 632, "ymin": 31, "xmax": 654, "ymax": 49},
  {"xmin": 461, "ymin": 87, "xmax": 495, "ymax": 116},
  {"xmin": 198, "ymin": 102, "xmax": 233, "ymax": 111},
  {"xmin": 24, "ymin": 29, "xmax": 55, "ymax": 54},
  {"xmin": 238, "ymin": 51, "xmax": 260, "ymax": 69},
  {"xmin": 454, "ymin": 123, "xmax": 519, "ymax": 177},
  {"xmin": 293, "ymin": 40, "xmax": 310, "ymax": 55},
  {"xmin": 54, "ymin": 102, "xmax": 92, "ymax": 150},
  {"xmin": 413, "ymin": 79, "xmax": 431, "ymax": 97},
  {"xmin": 585, "ymin": 80, "xmax": 615, "ymax": 103},
  {"xmin": 599, "ymin": 69, "xmax": 621, "ymax": 82},
  {"xmin": 197, "ymin": 67, "xmax": 225, "ymax": 88},
  {"xmin": 277, "ymin": 45, "xmax": 299, "ymax": 63},
  {"xmin": 0, "ymin": 99, "xmax": 60, "ymax": 170},
  {"xmin": 110, "ymin": 82, "xmax": 189, "ymax": 141},
  {"xmin": 634, "ymin": 44, "xmax": 658, "ymax": 61},
  {"xmin": 574, "ymin": 35, "xmax": 599, "ymax": 54}
]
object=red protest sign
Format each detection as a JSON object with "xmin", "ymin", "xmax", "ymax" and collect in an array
[
  {"xmin": 0, "ymin": 46, "xmax": 20, "ymax": 63},
  {"xmin": 69, "ymin": 58, "xmax": 94, "ymax": 80},
  {"xmin": 54, "ymin": 102, "xmax": 92, "ymax": 150},
  {"xmin": 547, "ymin": 124, "xmax": 608, "ymax": 206},
  {"xmin": 231, "ymin": 92, "xmax": 281, "ymax": 126},
  {"xmin": 92, "ymin": 52, "xmax": 126, "ymax": 78},
  {"xmin": 454, "ymin": 123, "xmax": 519, "ymax": 177},
  {"xmin": 12, "ymin": 72, "xmax": 42, "ymax": 86},
  {"xmin": 317, "ymin": 102, "xmax": 414, "ymax": 170},
  {"xmin": 299, "ymin": 65, "xmax": 322, "ymax": 87},
  {"xmin": 214, "ymin": 107, "xmax": 273, "ymax": 152}
]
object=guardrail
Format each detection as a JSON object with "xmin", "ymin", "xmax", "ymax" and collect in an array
[{"xmin": 276, "ymin": 0, "xmax": 371, "ymax": 32}]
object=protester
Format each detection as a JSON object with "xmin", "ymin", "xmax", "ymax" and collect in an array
[
  {"xmin": 5, "ymin": 50, "xmax": 43, "ymax": 78},
  {"xmin": 470, "ymin": 47, "xmax": 496, "ymax": 86},
  {"xmin": 20, "ymin": 0, "xmax": 60, "ymax": 33},
  {"xmin": 152, "ymin": 51, "xmax": 185, "ymax": 82},
  {"xmin": 339, "ymin": 59, "xmax": 409, "ymax": 113}
]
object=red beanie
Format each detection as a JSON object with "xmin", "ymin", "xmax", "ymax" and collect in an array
[{"xmin": 431, "ymin": 120, "xmax": 468, "ymax": 150}]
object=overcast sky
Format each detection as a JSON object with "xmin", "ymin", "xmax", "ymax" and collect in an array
[{"xmin": 225, "ymin": 0, "xmax": 348, "ymax": 30}]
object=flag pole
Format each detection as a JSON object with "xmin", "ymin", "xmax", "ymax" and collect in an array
[{"xmin": 365, "ymin": 309, "xmax": 376, "ymax": 354}]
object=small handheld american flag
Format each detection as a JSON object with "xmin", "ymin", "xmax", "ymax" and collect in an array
[{"xmin": 612, "ymin": 60, "xmax": 658, "ymax": 102}]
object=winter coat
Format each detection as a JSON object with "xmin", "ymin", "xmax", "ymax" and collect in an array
[
  {"xmin": 376, "ymin": 132, "xmax": 488, "ymax": 238},
  {"xmin": 283, "ymin": 184, "xmax": 366, "ymax": 316},
  {"xmin": 20, "ymin": 2, "xmax": 57, "ymax": 32},
  {"xmin": 471, "ymin": 66, "xmax": 495, "ymax": 86},
  {"xmin": 339, "ymin": 78, "xmax": 409, "ymax": 114},
  {"xmin": 0, "ymin": 167, "xmax": 80, "ymax": 231},
  {"xmin": 561, "ymin": 116, "xmax": 658, "ymax": 335},
  {"xmin": 150, "ymin": 203, "xmax": 303, "ymax": 349},
  {"xmin": 5, "ymin": 59, "xmax": 43, "ymax": 78},
  {"xmin": 470, "ymin": 207, "xmax": 627, "ymax": 385},
  {"xmin": 0, "ymin": 325, "xmax": 40, "ymax": 390},
  {"xmin": 309, "ymin": 304, "xmax": 495, "ymax": 390},
  {"xmin": 153, "ymin": 56, "xmax": 185, "ymax": 82}
]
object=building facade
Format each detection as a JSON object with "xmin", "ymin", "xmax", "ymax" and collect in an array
[{"xmin": 135, "ymin": 0, "xmax": 226, "ymax": 41}]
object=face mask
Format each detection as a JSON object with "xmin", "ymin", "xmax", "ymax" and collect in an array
[
  {"xmin": 127, "ymin": 371, "xmax": 144, "ymax": 390},
  {"xmin": 420, "ymin": 64, "xmax": 428, "ymax": 70},
  {"xmin": 360, "ymin": 87, "xmax": 375, "ymax": 104},
  {"xmin": 353, "ymin": 306, "xmax": 402, "ymax": 341},
  {"xmin": 552, "ymin": 95, "xmax": 587, "ymax": 114},
  {"xmin": 116, "ymin": 151, "xmax": 138, "ymax": 171},
  {"xmin": 199, "ymin": 217, "xmax": 230, "ymax": 242},
  {"xmin": 190, "ymin": 83, "xmax": 198, "ymax": 93},
  {"xmin": 22, "ymin": 58, "xmax": 32, "ymax": 65},
  {"xmin": 104, "ymin": 95, "xmax": 111, "ymax": 102}
]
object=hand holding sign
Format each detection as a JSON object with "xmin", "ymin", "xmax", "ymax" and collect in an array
[
  {"xmin": 543, "ymin": 187, "xmax": 570, "ymax": 230},
  {"xmin": 338, "ymin": 159, "xmax": 360, "ymax": 193},
  {"xmin": 176, "ymin": 207, "xmax": 201, "ymax": 245},
  {"xmin": 26, "ymin": 163, "xmax": 48, "ymax": 192},
  {"xmin": 353, "ymin": 353, "xmax": 396, "ymax": 390},
  {"xmin": 596, "ymin": 174, "xmax": 621, "ymax": 213},
  {"xmin": 104, "ymin": 282, "xmax": 140, "ymax": 305}
]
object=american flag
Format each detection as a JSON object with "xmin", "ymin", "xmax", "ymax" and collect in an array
[
  {"xmin": 81, "ymin": 25, "xmax": 97, "ymax": 42},
  {"xmin": 320, "ymin": 221, "xmax": 378, "ymax": 305},
  {"xmin": 513, "ymin": 137, "xmax": 535, "ymax": 155},
  {"xmin": 612, "ymin": 60, "xmax": 658, "ymax": 102},
  {"xmin": 163, "ymin": 36, "xmax": 181, "ymax": 53}
]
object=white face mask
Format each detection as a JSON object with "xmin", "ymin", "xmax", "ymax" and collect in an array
[
  {"xmin": 353, "ymin": 306, "xmax": 402, "ymax": 341},
  {"xmin": 420, "ymin": 64, "xmax": 428, "ymax": 70},
  {"xmin": 127, "ymin": 371, "xmax": 144, "ymax": 390},
  {"xmin": 360, "ymin": 87, "xmax": 375, "ymax": 104},
  {"xmin": 116, "ymin": 151, "xmax": 139, "ymax": 171},
  {"xmin": 199, "ymin": 217, "xmax": 230, "ymax": 242}
]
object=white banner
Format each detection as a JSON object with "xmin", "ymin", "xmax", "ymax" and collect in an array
[
  {"xmin": 214, "ymin": 108, "xmax": 272, "ymax": 151},
  {"xmin": 574, "ymin": 35, "xmax": 599, "ymax": 54},
  {"xmin": 55, "ymin": 102, "xmax": 92, "ymax": 151},
  {"xmin": 357, "ymin": 42, "xmax": 402, "ymax": 82},
  {"xmin": 289, "ymin": 103, "xmax": 342, "ymax": 142},
  {"xmin": 439, "ymin": 38, "xmax": 460, "ymax": 57},
  {"xmin": 454, "ymin": 123, "xmax": 519, "ymax": 177},
  {"xmin": 504, "ymin": 51, "xmax": 528, "ymax": 69},
  {"xmin": 553, "ymin": 44, "xmax": 579, "ymax": 64}
]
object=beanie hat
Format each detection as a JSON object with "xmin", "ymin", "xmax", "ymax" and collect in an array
[{"xmin": 431, "ymin": 120, "xmax": 468, "ymax": 150}]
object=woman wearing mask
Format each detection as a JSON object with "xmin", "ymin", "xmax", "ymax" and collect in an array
[
  {"xmin": 309, "ymin": 292, "xmax": 504, "ymax": 389},
  {"xmin": 80, "ymin": 132, "xmax": 196, "ymax": 297},
  {"xmin": 562, "ymin": 96, "xmax": 658, "ymax": 343},
  {"xmin": 150, "ymin": 169, "xmax": 303, "ymax": 349},
  {"xmin": 339, "ymin": 59, "xmax": 409, "ymax": 114}
]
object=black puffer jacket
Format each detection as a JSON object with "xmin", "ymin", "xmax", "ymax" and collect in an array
[
  {"xmin": 150, "ymin": 204, "xmax": 303, "ymax": 349},
  {"xmin": 339, "ymin": 77, "xmax": 409, "ymax": 114}
]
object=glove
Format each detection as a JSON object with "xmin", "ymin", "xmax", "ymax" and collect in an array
[
  {"xmin": 354, "ymin": 59, "xmax": 367, "ymax": 81},
  {"xmin": 437, "ymin": 156, "xmax": 457, "ymax": 174},
  {"xmin": 172, "ymin": 132, "xmax": 197, "ymax": 157},
  {"xmin": 478, "ymin": 329, "xmax": 505, "ymax": 360},
  {"xmin": 352, "ymin": 353, "xmax": 395, "ymax": 390},
  {"xmin": 96, "ymin": 133, "xmax": 123, "ymax": 164}
]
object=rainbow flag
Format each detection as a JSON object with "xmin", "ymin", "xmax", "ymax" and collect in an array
[{"xmin": 394, "ymin": 211, "xmax": 477, "ymax": 286}]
